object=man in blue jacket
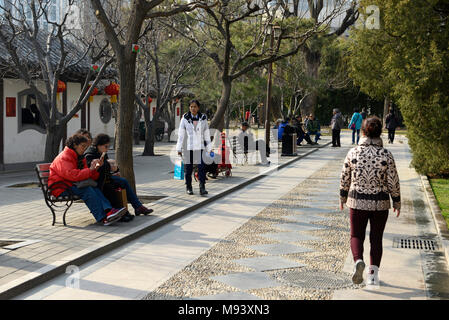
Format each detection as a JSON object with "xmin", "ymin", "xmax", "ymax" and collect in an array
[{"xmin": 277, "ymin": 118, "xmax": 289, "ymax": 141}]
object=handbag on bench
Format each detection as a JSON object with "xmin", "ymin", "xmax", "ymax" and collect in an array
[{"xmin": 73, "ymin": 178, "xmax": 98, "ymax": 188}]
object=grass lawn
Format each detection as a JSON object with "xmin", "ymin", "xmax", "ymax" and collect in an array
[{"xmin": 430, "ymin": 178, "xmax": 449, "ymax": 229}]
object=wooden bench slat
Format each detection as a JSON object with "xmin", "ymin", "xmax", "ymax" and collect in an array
[
  {"xmin": 37, "ymin": 163, "xmax": 51, "ymax": 171},
  {"xmin": 39, "ymin": 171, "xmax": 50, "ymax": 178}
]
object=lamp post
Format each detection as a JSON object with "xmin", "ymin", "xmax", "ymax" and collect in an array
[{"xmin": 265, "ymin": 24, "xmax": 281, "ymax": 155}]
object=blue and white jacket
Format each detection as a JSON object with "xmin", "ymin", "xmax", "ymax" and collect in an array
[{"xmin": 176, "ymin": 112, "xmax": 212, "ymax": 153}]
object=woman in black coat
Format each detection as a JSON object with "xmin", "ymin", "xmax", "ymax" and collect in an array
[
  {"xmin": 385, "ymin": 108, "xmax": 399, "ymax": 144},
  {"xmin": 84, "ymin": 134, "xmax": 153, "ymax": 221}
]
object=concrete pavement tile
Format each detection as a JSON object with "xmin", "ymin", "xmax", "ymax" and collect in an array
[
  {"xmin": 284, "ymin": 207, "xmax": 336, "ymax": 214},
  {"xmin": 0, "ymin": 258, "xmax": 33, "ymax": 269},
  {"xmin": 210, "ymin": 272, "xmax": 283, "ymax": 291},
  {"xmin": 233, "ymin": 255, "xmax": 306, "ymax": 272},
  {"xmin": 192, "ymin": 291, "xmax": 261, "ymax": 300},
  {"xmin": 0, "ymin": 266, "xmax": 18, "ymax": 277},
  {"xmin": 249, "ymin": 243, "xmax": 315, "ymax": 255},
  {"xmin": 283, "ymin": 214, "xmax": 329, "ymax": 223},
  {"xmin": 272, "ymin": 222, "xmax": 328, "ymax": 232},
  {"xmin": 259, "ymin": 232, "xmax": 321, "ymax": 243}
]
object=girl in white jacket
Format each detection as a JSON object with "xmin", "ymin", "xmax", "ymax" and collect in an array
[{"xmin": 176, "ymin": 100, "xmax": 212, "ymax": 195}]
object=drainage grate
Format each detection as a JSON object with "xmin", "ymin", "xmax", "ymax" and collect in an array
[
  {"xmin": 275, "ymin": 269, "xmax": 354, "ymax": 290},
  {"xmin": 393, "ymin": 237, "xmax": 438, "ymax": 251}
]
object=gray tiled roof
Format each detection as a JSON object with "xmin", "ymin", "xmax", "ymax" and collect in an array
[{"xmin": 0, "ymin": 24, "xmax": 116, "ymax": 82}]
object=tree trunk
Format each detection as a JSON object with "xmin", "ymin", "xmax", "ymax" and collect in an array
[
  {"xmin": 210, "ymin": 77, "xmax": 232, "ymax": 131},
  {"xmin": 225, "ymin": 103, "xmax": 231, "ymax": 129},
  {"xmin": 133, "ymin": 105, "xmax": 141, "ymax": 145},
  {"xmin": 301, "ymin": 92, "xmax": 317, "ymax": 118},
  {"xmin": 44, "ymin": 124, "xmax": 64, "ymax": 162},
  {"xmin": 116, "ymin": 60, "xmax": 137, "ymax": 192},
  {"xmin": 162, "ymin": 103, "xmax": 175, "ymax": 143},
  {"xmin": 142, "ymin": 106, "xmax": 155, "ymax": 156},
  {"xmin": 301, "ymin": 45, "xmax": 321, "ymax": 117}
]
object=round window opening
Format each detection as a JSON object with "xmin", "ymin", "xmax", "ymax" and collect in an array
[{"xmin": 99, "ymin": 98, "xmax": 112, "ymax": 124}]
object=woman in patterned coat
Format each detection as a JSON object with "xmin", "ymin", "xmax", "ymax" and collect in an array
[{"xmin": 340, "ymin": 116, "xmax": 401, "ymax": 286}]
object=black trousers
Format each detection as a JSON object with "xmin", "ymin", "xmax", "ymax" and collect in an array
[
  {"xmin": 332, "ymin": 129, "xmax": 341, "ymax": 147},
  {"xmin": 184, "ymin": 150, "xmax": 206, "ymax": 186},
  {"xmin": 388, "ymin": 129, "xmax": 396, "ymax": 143}
]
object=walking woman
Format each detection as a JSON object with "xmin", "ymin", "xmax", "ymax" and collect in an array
[
  {"xmin": 176, "ymin": 100, "xmax": 213, "ymax": 195},
  {"xmin": 340, "ymin": 116, "xmax": 401, "ymax": 286},
  {"xmin": 348, "ymin": 108, "xmax": 363, "ymax": 145}
]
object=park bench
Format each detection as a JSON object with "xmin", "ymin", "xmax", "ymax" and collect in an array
[{"xmin": 35, "ymin": 163, "xmax": 80, "ymax": 226}]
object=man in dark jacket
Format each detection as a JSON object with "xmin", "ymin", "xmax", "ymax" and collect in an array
[
  {"xmin": 293, "ymin": 116, "xmax": 314, "ymax": 145},
  {"xmin": 306, "ymin": 114, "xmax": 321, "ymax": 143},
  {"xmin": 331, "ymin": 108, "xmax": 344, "ymax": 147},
  {"xmin": 385, "ymin": 108, "xmax": 399, "ymax": 143}
]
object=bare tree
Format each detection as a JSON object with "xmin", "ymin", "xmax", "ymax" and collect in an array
[
  {"xmin": 133, "ymin": 20, "xmax": 203, "ymax": 156},
  {"xmin": 164, "ymin": 0, "xmax": 344, "ymax": 132},
  {"xmin": 274, "ymin": 37, "xmax": 352, "ymax": 119},
  {"xmin": 90, "ymin": 0, "xmax": 212, "ymax": 190},
  {"xmin": 0, "ymin": 0, "xmax": 113, "ymax": 161},
  {"xmin": 280, "ymin": 0, "xmax": 359, "ymax": 116}
]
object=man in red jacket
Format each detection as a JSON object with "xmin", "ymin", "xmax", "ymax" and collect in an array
[{"xmin": 49, "ymin": 134, "xmax": 127, "ymax": 225}]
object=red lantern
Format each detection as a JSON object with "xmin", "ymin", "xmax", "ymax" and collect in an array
[
  {"xmin": 148, "ymin": 97, "xmax": 153, "ymax": 105},
  {"xmin": 104, "ymin": 82, "xmax": 120, "ymax": 103},
  {"xmin": 56, "ymin": 80, "xmax": 66, "ymax": 99},
  {"xmin": 176, "ymin": 107, "xmax": 180, "ymax": 116},
  {"xmin": 57, "ymin": 80, "xmax": 66, "ymax": 93},
  {"xmin": 88, "ymin": 85, "xmax": 98, "ymax": 102}
]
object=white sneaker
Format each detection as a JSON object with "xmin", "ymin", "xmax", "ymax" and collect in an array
[
  {"xmin": 352, "ymin": 259, "xmax": 365, "ymax": 285},
  {"xmin": 366, "ymin": 265, "xmax": 379, "ymax": 286}
]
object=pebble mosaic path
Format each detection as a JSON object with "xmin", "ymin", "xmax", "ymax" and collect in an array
[{"xmin": 144, "ymin": 147, "xmax": 362, "ymax": 300}]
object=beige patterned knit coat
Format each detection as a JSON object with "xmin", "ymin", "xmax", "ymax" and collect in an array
[{"xmin": 340, "ymin": 136, "xmax": 401, "ymax": 211}]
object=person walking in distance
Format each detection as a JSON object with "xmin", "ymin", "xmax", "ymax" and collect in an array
[
  {"xmin": 340, "ymin": 116, "xmax": 401, "ymax": 286},
  {"xmin": 348, "ymin": 108, "xmax": 363, "ymax": 145},
  {"xmin": 360, "ymin": 107, "xmax": 367, "ymax": 120},
  {"xmin": 176, "ymin": 100, "xmax": 213, "ymax": 196},
  {"xmin": 330, "ymin": 108, "xmax": 344, "ymax": 147},
  {"xmin": 385, "ymin": 108, "xmax": 399, "ymax": 143}
]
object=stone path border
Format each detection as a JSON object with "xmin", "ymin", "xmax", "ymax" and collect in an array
[{"xmin": 421, "ymin": 175, "xmax": 449, "ymax": 265}]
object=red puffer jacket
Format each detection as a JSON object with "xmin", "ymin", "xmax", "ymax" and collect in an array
[{"xmin": 48, "ymin": 147, "xmax": 100, "ymax": 197}]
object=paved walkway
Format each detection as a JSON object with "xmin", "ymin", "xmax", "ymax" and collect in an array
[
  {"xmin": 10, "ymin": 131, "xmax": 449, "ymax": 300},
  {"xmin": 0, "ymin": 133, "xmax": 329, "ymax": 299}
]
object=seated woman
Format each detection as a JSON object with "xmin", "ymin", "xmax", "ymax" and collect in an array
[
  {"xmin": 84, "ymin": 133, "xmax": 153, "ymax": 220},
  {"xmin": 48, "ymin": 134, "xmax": 128, "ymax": 226}
]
